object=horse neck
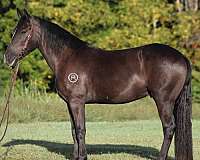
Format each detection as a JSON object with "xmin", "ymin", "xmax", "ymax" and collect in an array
[
  {"xmin": 36, "ymin": 20, "xmax": 72, "ymax": 73},
  {"xmin": 38, "ymin": 34, "xmax": 58, "ymax": 72},
  {"xmin": 35, "ymin": 18, "xmax": 89, "ymax": 73}
]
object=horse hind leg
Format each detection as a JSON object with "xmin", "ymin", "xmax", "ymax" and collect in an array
[{"xmin": 153, "ymin": 97, "xmax": 176, "ymax": 160}]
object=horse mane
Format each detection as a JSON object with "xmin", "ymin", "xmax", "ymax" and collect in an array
[{"xmin": 35, "ymin": 16, "xmax": 88, "ymax": 51}]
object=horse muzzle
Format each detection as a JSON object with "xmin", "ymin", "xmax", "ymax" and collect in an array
[{"xmin": 4, "ymin": 51, "xmax": 18, "ymax": 69}]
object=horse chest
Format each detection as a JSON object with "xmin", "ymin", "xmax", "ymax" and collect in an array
[{"xmin": 55, "ymin": 72, "xmax": 89, "ymax": 102}]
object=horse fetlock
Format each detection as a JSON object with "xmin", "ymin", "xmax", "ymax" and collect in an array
[
  {"xmin": 73, "ymin": 145, "xmax": 78, "ymax": 157},
  {"xmin": 72, "ymin": 155, "xmax": 87, "ymax": 160},
  {"xmin": 79, "ymin": 155, "xmax": 87, "ymax": 160}
]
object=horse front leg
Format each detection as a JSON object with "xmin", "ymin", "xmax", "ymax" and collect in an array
[
  {"xmin": 68, "ymin": 99, "xmax": 87, "ymax": 160},
  {"xmin": 70, "ymin": 118, "xmax": 79, "ymax": 159}
]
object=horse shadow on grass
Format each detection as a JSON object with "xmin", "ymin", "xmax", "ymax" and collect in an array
[{"xmin": 3, "ymin": 139, "xmax": 174, "ymax": 160}]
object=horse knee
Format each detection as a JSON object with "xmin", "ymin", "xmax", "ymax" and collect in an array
[{"xmin": 76, "ymin": 128, "xmax": 86, "ymax": 140}]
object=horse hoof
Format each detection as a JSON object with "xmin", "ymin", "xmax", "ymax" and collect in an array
[
  {"xmin": 71, "ymin": 156, "xmax": 87, "ymax": 160},
  {"xmin": 79, "ymin": 156, "xmax": 87, "ymax": 160}
]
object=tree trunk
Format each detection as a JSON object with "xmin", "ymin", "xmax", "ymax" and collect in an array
[
  {"xmin": 187, "ymin": 0, "xmax": 199, "ymax": 11},
  {"xmin": 198, "ymin": 0, "xmax": 200, "ymax": 9},
  {"xmin": 175, "ymin": 0, "xmax": 199, "ymax": 11},
  {"xmin": 25, "ymin": 0, "xmax": 28, "ymax": 8}
]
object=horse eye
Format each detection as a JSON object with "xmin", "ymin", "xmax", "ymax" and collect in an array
[{"xmin": 21, "ymin": 30, "xmax": 27, "ymax": 34}]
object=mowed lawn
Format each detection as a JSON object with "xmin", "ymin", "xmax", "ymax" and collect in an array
[{"xmin": 0, "ymin": 120, "xmax": 199, "ymax": 160}]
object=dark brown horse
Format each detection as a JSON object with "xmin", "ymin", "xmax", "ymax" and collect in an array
[{"xmin": 4, "ymin": 9, "xmax": 193, "ymax": 160}]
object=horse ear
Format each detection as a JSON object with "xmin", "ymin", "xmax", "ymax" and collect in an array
[
  {"xmin": 17, "ymin": 8, "xmax": 23, "ymax": 18},
  {"xmin": 23, "ymin": 9, "xmax": 30, "ymax": 19}
]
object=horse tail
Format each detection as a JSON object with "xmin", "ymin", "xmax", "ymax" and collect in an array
[{"xmin": 174, "ymin": 58, "xmax": 193, "ymax": 160}]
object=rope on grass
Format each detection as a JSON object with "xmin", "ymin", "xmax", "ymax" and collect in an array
[{"xmin": 0, "ymin": 63, "xmax": 19, "ymax": 142}]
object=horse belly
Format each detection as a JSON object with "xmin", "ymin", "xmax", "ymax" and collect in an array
[
  {"xmin": 91, "ymin": 74, "xmax": 148, "ymax": 104},
  {"xmin": 111, "ymin": 83, "xmax": 148, "ymax": 103}
]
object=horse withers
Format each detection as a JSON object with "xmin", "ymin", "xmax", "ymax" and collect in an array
[{"xmin": 4, "ymin": 9, "xmax": 193, "ymax": 160}]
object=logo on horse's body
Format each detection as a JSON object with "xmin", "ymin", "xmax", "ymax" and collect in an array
[{"xmin": 68, "ymin": 73, "xmax": 79, "ymax": 83}]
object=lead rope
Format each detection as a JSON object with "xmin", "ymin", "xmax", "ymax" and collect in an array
[
  {"xmin": 0, "ymin": 25, "xmax": 32, "ymax": 143},
  {"xmin": 0, "ymin": 63, "xmax": 19, "ymax": 142}
]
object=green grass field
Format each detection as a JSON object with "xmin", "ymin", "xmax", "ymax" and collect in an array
[
  {"xmin": 0, "ymin": 120, "xmax": 200, "ymax": 160},
  {"xmin": 0, "ymin": 92, "xmax": 200, "ymax": 159}
]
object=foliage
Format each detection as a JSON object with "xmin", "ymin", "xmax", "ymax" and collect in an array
[{"xmin": 0, "ymin": 0, "xmax": 200, "ymax": 102}]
